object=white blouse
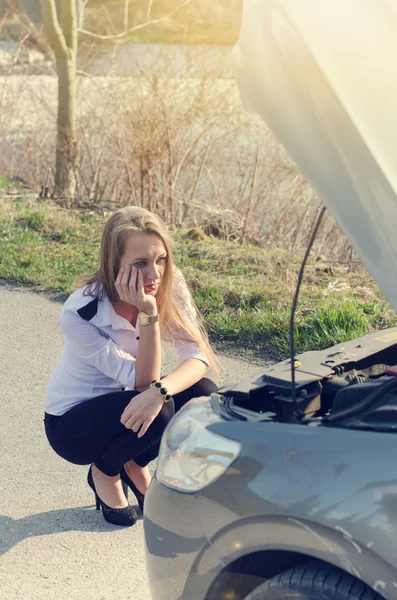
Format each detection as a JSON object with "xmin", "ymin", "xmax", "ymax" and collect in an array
[{"xmin": 45, "ymin": 283, "xmax": 209, "ymax": 416}]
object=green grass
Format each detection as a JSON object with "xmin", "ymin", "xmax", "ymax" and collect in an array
[
  {"xmin": 0, "ymin": 201, "xmax": 101, "ymax": 297},
  {"xmin": 124, "ymin": 28, "xmax": 237, "ymax": 45},
  {"xmin": 0, "ymin": 176, "xmax": 11, "ymax": 188},
  {"xmin": 1, "ymin": 195, "xmax": 397, "ymax": 359}
]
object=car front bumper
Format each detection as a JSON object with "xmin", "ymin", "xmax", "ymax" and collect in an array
[{"xmin": 144, "ymin": 476, "xmax": 222, "ymax": 600}]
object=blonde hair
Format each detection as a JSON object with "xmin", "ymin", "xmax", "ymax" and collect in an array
[{"xmin": 74, "ymin": 206, "xmax": 219, "ymax": 372}]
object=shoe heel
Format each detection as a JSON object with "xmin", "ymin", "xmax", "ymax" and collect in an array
[
  {"xmin": 120, "ymin": 467, "xmax": 145, "ymax": 512},
  {"xmin": 121, "ymin": 480, "xmax": 129, "ymax": 500},
  {"xmin": 87, "ymin": 465, "xmax": 137, "ymax": 526}
]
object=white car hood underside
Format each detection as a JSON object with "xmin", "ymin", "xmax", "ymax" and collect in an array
[{"xmin": 233, "ymin": 0, "xmax": 397, "ymax": 310}]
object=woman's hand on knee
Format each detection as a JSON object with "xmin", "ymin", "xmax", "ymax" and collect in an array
[{"xmin": 120, "ymin": 387, "xmax": 164, "ymax": 438}]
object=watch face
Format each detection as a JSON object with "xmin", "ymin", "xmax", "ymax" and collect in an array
[
  {"xmin": 139, "ymin": 312, "xmax": 159, "ymax": 325},
  {"xmin": 139, "ymin": 312, "xmax": 149, "ymax": 325}
]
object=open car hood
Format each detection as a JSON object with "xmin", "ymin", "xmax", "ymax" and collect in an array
[{"xmin": 233, "ymin": 0, "xmax": 397, "ymax": 310}]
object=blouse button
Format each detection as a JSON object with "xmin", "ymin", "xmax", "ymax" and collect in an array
[{"xmin": 136, "ymin": 337, "xmax": 139, "ymax": 340}]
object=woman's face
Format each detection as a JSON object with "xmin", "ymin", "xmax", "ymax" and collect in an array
[{"xmin": 119, "ymin": 231, "xmax": 168, "ymax": 296}]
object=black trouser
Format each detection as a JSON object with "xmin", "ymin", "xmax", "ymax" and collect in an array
[{"xmin": 44, "ymin": 378, "xmax": 217, "ymax": 477}]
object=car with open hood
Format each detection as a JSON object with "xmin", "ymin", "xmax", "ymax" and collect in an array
[{"xmin": 144, "ymin": 1, "xmax": 397, "ymax": 598}]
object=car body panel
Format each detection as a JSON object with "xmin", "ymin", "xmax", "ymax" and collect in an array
[
  {"xmin": 195, "ymin": 514, "xmax": 397, "ymax": 599},
  {"xmin": 197, "ymin": 420, "xmax": 397, "ymax": 597},
  {"xmin": 144, "ymin": 480, "xmax": 224, "ymax": 600},
  {"xmin": 233, "ymin": 0, "xmax": 397, "ymax": 312},
  {"xmin": 144, "ymin": 419, "xmax": 397, "ymax": 599},
  {"xmin": 205, "ymin": 421, "xmax": 397, "ymax": 559}
]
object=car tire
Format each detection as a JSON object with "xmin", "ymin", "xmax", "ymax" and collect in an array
[{"xmin": 243, "ymin": 563, "xmax": 383, "ymax": 600}]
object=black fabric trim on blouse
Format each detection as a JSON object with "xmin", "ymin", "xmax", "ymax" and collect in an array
[{"xmin": 77, "ymin": 297, "xmax": 99, "ymax": 321}]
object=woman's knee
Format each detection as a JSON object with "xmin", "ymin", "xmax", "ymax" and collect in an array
[
  {"xmin": 190, "ymin": 377, "xmax": 218, "ymax": 398},
  {"xmin": 151, "ymin": 400, "xmax": 175, "ymax": 432}
]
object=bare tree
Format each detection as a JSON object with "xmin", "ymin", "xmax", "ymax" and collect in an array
[
  {"xmin": 39, "ymin": 0, "xmax": 193, "ymax": 199},
  {"xmin": 40, "ymin": 0, "xmax": 78, "ymax": 197}
]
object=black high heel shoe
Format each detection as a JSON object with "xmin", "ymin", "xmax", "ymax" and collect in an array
[
  {"xmin": 120, "ymin": 466, "xmax": 145, "ymax": 511},
  {"xmin": 87, "ymin": 465, "xmax": 138, "ymax": 527}
]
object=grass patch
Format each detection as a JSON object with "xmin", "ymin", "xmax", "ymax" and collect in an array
[
  {"xmin": 0, "ymin": 200, "xmax": 101, "ymax": 296},
  {"xmin": 0, "ymin": 176, "xmax": 12, "ymax": 188},
  {"xmin": 1, "ymin": 195, "xmax": 396, "ymax": 359},
  {"xmin": 126, "ymin": 28, "xmax": 236, "ymax": 45}
]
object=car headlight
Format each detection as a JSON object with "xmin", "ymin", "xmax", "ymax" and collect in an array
[{"xmin": 156, "ymin": 395, "xmax": 242, "ymax": 493}]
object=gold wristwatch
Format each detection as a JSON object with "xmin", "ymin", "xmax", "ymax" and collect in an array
[{"xmin": 138, "ymin": 312, "xmax": 159, "ymax": 326}]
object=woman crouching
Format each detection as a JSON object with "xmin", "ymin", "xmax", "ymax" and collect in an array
[{"xmin": 44, "ymin": 206, "xmax": 218, "ymax": 526}]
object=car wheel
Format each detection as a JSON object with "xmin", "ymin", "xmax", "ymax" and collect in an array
[{"xmin": 244, "ymin": 563, "xmax": 383, "ymax": 600}]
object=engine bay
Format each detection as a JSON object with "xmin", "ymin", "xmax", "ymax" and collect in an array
[{"xmin": 218, "ymin": 327, "xmax": 397, "ymax": 432}]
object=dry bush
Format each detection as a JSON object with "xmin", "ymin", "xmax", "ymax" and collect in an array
[
  {"xmin": 0, "ymin": 34, "xmax": 355, "ymax": 262},
  {"xmin": 0, "ymin": 0, "xmax": 53, "ymax": 58}
]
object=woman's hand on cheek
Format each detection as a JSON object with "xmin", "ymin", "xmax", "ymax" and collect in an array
[
  {"xmin": 120, "ymin": 387, "xmax": 164, "ymax": 438},
  {"xmin": 115, "ymin": 265, "xmax": 157, "ymax": 313}
]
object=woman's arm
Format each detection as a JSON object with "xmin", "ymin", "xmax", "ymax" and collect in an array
[
  {"xmin": 115, "ymin": 264, "xmax": 162, "ymax": 392},
  {"xmin": 136, "ymin": 270, "xmax": 210, "ymax": 393},
  {"xmin": 134, "ymin": 311, "xmax": 162, "ymax": 392},
  {"xmin": 160, "ymin": 358, "xmax": 207, "ymax": 396},
  {"xmin": 120, "ymin": 358, "xmax": 207, "ymax": 437}
]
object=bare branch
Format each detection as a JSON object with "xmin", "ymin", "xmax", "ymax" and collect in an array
[
  {"xmin": 124, "ymin": 0, "xmax": 130, "ymax": 32},
  {"xmin": 101, "ymin": 3, "xmax": 117, "ymax": 35},
  {"xmin": 76, "ymin": 69, "xmax": 104, "ymax": 88},
  {"xmin": 0, "ymin": 9, "xmax": 9, "ymax": 34},
  {"xmin": 40, "ymin": 0, "xmax": 68, "ymax": 58},
  {"xmin": 171, "ymin": 118, "xmax": 218, "ymax": 191},
  {"xmin": 62, "ymin": 0, "xmax": 78, "ymax": 52},
  {"xmin": 147, "ymin": 0, "xmax": 154, "ymax": 21},
  {"xmin": 240, "ymin": 148, "xmax": 260, "ymax": 245},
  {"xmin": 78, "ymin": 0, "xmax": 193, "ymax": 41},
  {"xmin": 182, "ymin": 141, "xmax": 210, "ymax": 221}
]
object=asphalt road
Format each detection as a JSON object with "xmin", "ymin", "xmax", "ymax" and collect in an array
[{"xmin": 0, "ymin": 282, "xmax": 269, "ymax": 600}]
